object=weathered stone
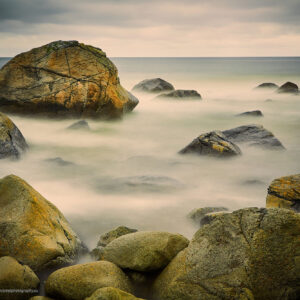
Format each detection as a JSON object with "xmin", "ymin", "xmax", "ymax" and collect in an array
[
  {"xmin": 45, "ymin": 261, "xmax": 132, "ymax": 300},
  {"xmin": 188, "ymin": 207, "xmax": 229, "ymax": 224},
  {"xmin": 179, "ymin": 131, "xmax": 241, "ymax": 157},
  {"xmin": 277, "ymin": 82, "xmax": 299, "ymax": 94},
  {"xmin": 67, "ymin": 120, "xmax": 90, "ymax": 130},
  {"xmin": 153, "ymin": 208, "xmax": 300, "ymax": 300},
  {"xmin": 222, "ymin": 124, "xmax": 285, "ymax": 150},
  {"xmin": 236, "ymin": 110, "xmax": 263, "ymax": 117},
  {"xmin": 0, "ymin": 40, "xmax": 138, "ymax": 119},
  {"xmin": 0, "ymin": 112, "xmax": 27, "ymax": 159},
  {"xmin": 132, "ymin": 78, "xmax": 174, "ymax": 93},
  {"xmin": 0, "ymin": 175, "xmax": 85, "ymax": 272},
  {"xmin": 266, "ymin": 174, "xmax": 300, "ymax": 211},
  {"xmin": 85, "ymin": 287, "xmax": 144, "ymax": 300},
  {"xmin": 158, "ymin": 89, "xmax": 201, "ymax": 99},
  {"xmin": 256, "ymin": 83, "xmax": 278, "ymax": 89},
  {"xmin": 100, "ymin": 231, "xmax": 189, "ymax": 272}
]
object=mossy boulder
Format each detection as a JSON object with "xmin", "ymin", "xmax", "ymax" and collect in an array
[
  {"xmin": 45, "ymin": 261, "xmax": 133, "ymax": 300},
  {"xmin": 152, "ymin": 208, "xmax": 300, "ymax": 300},
  {"xmin": 0, "ymin": 112, "xmax": 27, "ymax": 159},
  {"xmin": 85, "ymin": 287, "xmax": 144, "ymax": 300},
  {"xmin": 100, "ymin": 231, "xmax": 189, "ymax": 272},
  {"xmin": 0, "ymin": 175, "xmax": 85, "ymax": 272},
  {"xmin": 0, "ymin": 40, "xmax": 138, "ymax": 119},
  {"xmin": 266, "ymin": 174, "xmax": 300, "ymax": 211}
]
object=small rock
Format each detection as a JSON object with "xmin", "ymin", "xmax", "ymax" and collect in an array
[
  {"xmin": 157, "ymin": 89, "xmax": 201, "ymax": 99},
  {"xmin": 256, "ymin": 83, "xmax": 278, "ymax": 89},
  {"xmin": 86, "ymin": 287, "xmax": 144, "ymax": 300},
  {"xmin": 188, "ymin": 207, "xmax": 229, "ymax": 224},
  {"xmin": 277, "ymin": 82, "xmax": 299, "ymax": 94},
  {"xmin": 236, "ymin": 110, "xmax": 263, "ymax": 117},
  {"xmin": 44, "ymin": 157, "xmax": 74, "ymax": 166},
  {"xmin": 67, "ymin": 120, "xmax": 90, "ymax": 130},
  {"xmin": 132, "ymin": 78, "xmax": 174, "ymax": 93},
  {"xmin": 179, "ymin": 131, "xmax": 241, "ymax": 157}
]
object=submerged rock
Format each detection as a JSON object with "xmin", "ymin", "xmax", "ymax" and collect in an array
[
  {"xmin": 277, "ymin": 82, "xmax": 299, "ymax": 94},
  {"xmin": 157, "ymin": 89, "xmax": 201, "ymax": 99},
  {"xmin": 44, "ymin": 157, "xmax": 74, "ymax": 166},
  {"xmin": 179, "ymin": 131, "xmax": 241, "ymax": 157},
  {"xmin": 222, "ymin": 124, "xmax": 285, "ymax": 150},
  {"xmin": 0, "ymin": 112, "xmax": 27, "ymax": 159},
  {"xmin": 86, "ymin": 287, "xmax": 144, "ymax": 300},
  {"xmin": 266, "ymin": 174, "xmax": 300, "ymax": 211},
  {"xmin": 100, "ymin": 231, "xmax": 189, "ymax": 272},
  {"xmin": 188, "ymin": 207, "xmax": 229, "ymax": 225},
  {"xmin": 0, "ymin": 40, "xmax": 138, "ymax": 119},
  {"xmin": 0, "ymin": 175, "xmax": 85, "ymax": 272},
  {"xmin": 152, "ymin": 208, "xmax": 300, "ymax": 300},
  {"xmin": 132, "ymin": 78, "xmax": 174, "ymax": 93},
  {"xmin": 236, "ymin": 110, "xmax": 263, "ymax": 117},
  {"xmin": 67, "ymin": 120, "xmax": 90, "ymax": 130},
  {"xmin": 256, "ymin": 83, "xmax": 278, "ymax": 89},
  {"xmin": 45, "ymin": 261, "xmax": 133, "ymax": 300}
]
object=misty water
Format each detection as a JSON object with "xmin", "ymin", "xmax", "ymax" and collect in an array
[{"xmin": 1, "ymin": 57, "xmax": 300, "ymax": 250}]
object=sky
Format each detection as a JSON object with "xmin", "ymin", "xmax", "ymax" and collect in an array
[{"xmin": 0, "ymin": 0, "xmax": 300, "ymax": 57}]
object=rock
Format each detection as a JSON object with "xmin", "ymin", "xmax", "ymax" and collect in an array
[
  {"xmin": 45, "ymin": 261, "xmax": 133, "ymax": 300},
  {"xmin": 0, "ymin": 112, "xmax": 27, "ymax": 159},
  {"xmin": 100, "ymin": 231, "xmax": 189, "ymax": 272},
  {"xmin": 132, "ymin": 78, "xmax": 174, "ymax": 93},
  {"xmin": 236, "ymin": 110, "xmax": 263, "ymax": 117},
  {"xmin": 222, "ymin": 124, "xmax": 285, "ymax": 150},
  {"xmin": 85, "ymin": 287, "xmax": 144, "ymax": 300},
  {"xmin": 152, "ymin": 208, "xmax": 300, "ymax": 300},
  {"xmin": 44, "ymin": 157, "xmax": 74, "ymax": 166},
  {"xmin": 0, "ymin": 40, "xmax": 138, "ymax": 119},
  {"xmin": 256, "ymin": 83, "xmax": 278, "ymax": 89},
  {"xmin": 188, "ymin": 207, "xmax": 229, "ymax": 224},
  {"xmin": 277, "ymin": 82, "xmax": 299, "ymax": 94},
  {"xmin": 29, "ymin": 297, "xmax": 54, "ymax": 300},
  {"xmin": 0, "ymin": 256, "xmax": 40, "ymax": 300},
  {"xmin": 179, "ymin": 131, "xmax": 241, "ymax": 157},
  {"xmin": 0, "ymin": 175, "xmax": 85, "ymax": 272},
  {"xmin": 124, "ymin": 92, "xmax": 140, "ymax": 112},
  {"xmin": 266, "ymin": 174, "xmax": 300, "ymax": 211},
  {"xmin": 67, "ymin": 120, "xmax": 90, "ymax": 130},
  {"xmin": 157, "ymin": 89, "xmax": 201, "ymax": 99}
]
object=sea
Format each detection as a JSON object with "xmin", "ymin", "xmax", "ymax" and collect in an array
[{"xmin": 0, "ymin": 57, "xmax": 300, "ymax": 249}]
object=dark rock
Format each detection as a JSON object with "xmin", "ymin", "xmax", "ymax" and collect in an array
[
  {"xmin": 222, "ymin": 124, "xmax": 285, "ymax": 150},
  {"xmin": 124, "ymin": 92, "xmax": 140, "ymax": 112},
  {"xmin": 67, "ymin": 120, "xmax": 90, "ymax": 130},
  {"xmin": 157, "ymin": 89, "xmax": 201, "ymax": 99},
  {"xmin": 179, "ymin": 131, "xmax": 241, "ymax": 157},
  {"xmin": 256, "ymin": 83, "xmax": 278, "ymax": 89},
  {"xmin": 44, "ymin": 157, "xmax": 74, "ymax": 166},
  {"xmin": 132, "ymin": 78, "xmax": 174, "ymax": 93},
  {"xmin": 277, "ymin": 82, "xmax": 299, "ymax": 94},
  {"xmin": 236, "ymin": 110, "xmax": 263, "ymax": 117}
]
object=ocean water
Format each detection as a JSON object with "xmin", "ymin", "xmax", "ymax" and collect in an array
[{"xmin": 0, "ymin": 57, "xmax": 300, "ymax": 249}]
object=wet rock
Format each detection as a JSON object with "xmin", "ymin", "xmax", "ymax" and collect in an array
[
  {"xmin": 277, "ymin": 82, "xmax": 299, "ymax": 94},
  {"xmin": 152, "ymin": 208, "xmax": 300, "ymax": 300},
  {"xmin": 256, "ymin": 83, "xmax": 278, "ymax": 89},
  {"xmin": 0, "ymin": 40, "xmax": 138, "ymax": 119},
  {"xmin": 44, "ymin": 157, "xmax": 74, "ymax": 166},
  {"xmin": 188, "ymin": 206, "xmax": 229, "ymax": 224},
  {"xmin": 132, "ymin": 78, "xmax": 174, "ymax": 93},
  {"xmin": 100, "ymin": 231, "xmax": 189, "ymax": 272},
  {"xmin": 45, "ymin": 261, "xmax": 133, "ymax": 300},
  {"xmin": 0, "ymin": 112, "xmax": 27, "ymax": 159},
  {"xmin": 266, "ymin": 174, "xmax": 300, "ymax": 211},
  {"xmin": 179, "ymin": 131, "xmax": 241, "ymax": 157},
  {"xmin": 86, "ymin": 287, "xmax": 144, "ymax": 300},
  {"xmin": 0, "ymin": 175, "xmax": 85, "ymax": 272},
  {"xmin": 222, "ymin": 124, "xmax": 285, "ymax": 150},
  {"xmin": 0, "ymin": 256, "xmax": 40, "ymax": 300},
  {"xmin": 157, "ymin": 89, "xmax": 201, "ymax": 99},
  {"xmin": 67, "ymin": 120, "xmax": 90, "ymax": 130},
  {"xmin": 236, "ymin": 110, "xmax": 263, "ymax": 117}
]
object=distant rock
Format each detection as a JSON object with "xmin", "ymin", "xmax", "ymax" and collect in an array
[
  {"xmin": 266, "ymin": 174, "xmax": 300, "ymax": 211},
  {"xmin": 188, "ymin": 207, "xmax": 229, "ymax": 225},
  {"xmin": 86, "ymin": 287, "xmax": 144, "ymax": 300},
  {"xmin": 222, "ymin": 124, "xmax": 285, "ymax": 150},
  {"xmin": 44, "ymin": 157, "xmax": 74, "ymax": 166},
  {"xmin": 236, "ymin": 110, "xmax": 263, "ymax": 117},
  {"xmin": 256, "ymin": 83, "xmax": 278, "ymax": 89},
  {"xmin": 277, "ymin": 82, "xmax": 299, "ymax": 94},
  {"xmin": 157, "ymin": 89, "xmax": 201, "ymax": 99},
  {"xmin": 67, "ymin": 120, "xmax": 90, "ymax": 130},
  {"xmin": 132, "ymin": 78, "xmax": 174, "ymax": 93},
  {"xmin": 0, "ymin": 112, "xmax": 27, "ymax": 159},
  {"xmin": 0, "ymin": 40, "xmax": 138, "ymax": 119},
  {"xmin": 179, "ymin": 131, "xmax": 241, "ymax": 157}
]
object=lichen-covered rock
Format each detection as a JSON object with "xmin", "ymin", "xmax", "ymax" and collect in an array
[
  {"xmin": 45, "ymin": 261, "xmax": 133, "ymax": 300},
  {"xmin": 152, "ymin": 208, "xmax": 300, "ymax": 300},
  {"xmin": 0, "ymin": 40, "xmax": 138, "ymax": 119},
  {"xmin": 222, "ymin": 124, "xmax": 285, "ymax": 150},
  {"xmin": 236, "ymin": 110, "xmax": 263, "ymax": 117},
  {"xmin": 158, "ymin": 89, "xmax": 201, "ymax": 99},
  {"xmin": 132, "ymin": 78, "xmax": 174, "ymax": 93},
  {"xmin": 266, "ymin": 174, "xmax": 300, "ymax": 211},
  {"xmin": 85, "ymin": 287, "xmax": 144, "ymax": 300},
  {"xmin": 0, "ymin": 256, "xmax": 40, "ymax": 300},
  {"xmin": 277, "ymin": 82, "xmax": 299, "ymax": 94},
  {"xmin": 100, "ymin": 231, "xmax": 189, "ymax": 272},
  {"xmin": 0, "ymin": 112, "xmax": 27, "ymax": 159},
  {"xmin": 188, "ymin": 207, "xmax": 229, "ymax": 225},
  {"xmin": 255, "ymin": 83, "xmax": 278, "ymax": 89},
  {"xmin": 67, "ymin": 120, "xmax": 90, "ymax": 130},
  {"xmin": 0, "ymin": 175, "xmax": 85, "ymax": 272},
  {"xmin": 179, "ymin": 131, "xmax": 241, "ymax": 157}
]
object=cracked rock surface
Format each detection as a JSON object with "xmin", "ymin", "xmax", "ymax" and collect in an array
[{"xmin": 0, "ymin": 40, "xmax": 138, "ymax": 119}]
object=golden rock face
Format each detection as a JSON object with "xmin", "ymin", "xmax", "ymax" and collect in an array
[
  {"xmin": 0, "ymin": 41, "xmax": 138, "ymax": 119},
  {"xmin": 266, "ymin": 174, "xmax": 300, "ymax": 211}
]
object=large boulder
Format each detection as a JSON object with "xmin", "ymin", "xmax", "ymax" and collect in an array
[
  {"xmin": 222, "ymin": 124, "xmax": 285, "ymax": 150},
  {"xmin": 45, "ymin": 261, "xmax": 133, "ymax": 300},
  {"xmin": 266, "ymin": 174, "xmax": 300, "ymax": 211},
  {"xmin": 0, "ymin": 40, "xmax": 138, "ymax": 119},
  {"xmin": 179, "ymin": 131, "xmax": 241, "ymax": 157},
  {"xmin": 152, "ymin": 208, "xmax": 300, "ymax": 300},
  {"xmin": 255, "ymin": 83, "xmax": 278, "ymax": 89},
  {"xmin": 100, "ymin": 231, "xmax": 189, "ymax": 272},
  {"xmin": 132, "ymin": 78, "xmax": 174, "ymax": 93},
  {"xmin": 277, "ymin": 82, "xmax": 299, "ymax": 94},
  {"xmin": 0, "ymin": 175, "xmax": 85, "ymax": 272},
  {"xmin": 157, "ymin": 89, "xmax": 201, "ymax": 99},
  {"xmin": 0, "ymin": 112, "xmax": 27, "ymax": 159},
  {"xmin": 86, "ymin": 287, "xmax": 144, "ymax": 300}
]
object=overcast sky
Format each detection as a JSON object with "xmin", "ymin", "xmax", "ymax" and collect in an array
[{"xmin": 0, "ymin": 0, "xmax": 300, "ymax": 57}]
